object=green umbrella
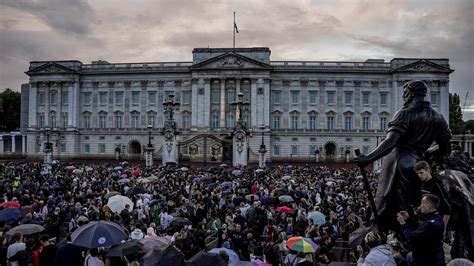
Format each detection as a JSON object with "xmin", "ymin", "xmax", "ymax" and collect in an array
[{"xmin": 146, "ymin": 175, "xmax": 158, "ymax": 180}]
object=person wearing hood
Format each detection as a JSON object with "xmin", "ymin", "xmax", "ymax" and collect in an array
[{"xmin": 356, "ymin": 231, "xmax": 396, "ymax": 266}]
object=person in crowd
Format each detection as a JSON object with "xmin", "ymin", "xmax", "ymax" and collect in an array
[
  {"xmin": 6, "ymin": 232, "xmax": 26, "ymax": 266},
  {"xmin": 397, "ymin": 194, "xmax": 446, "ymax": 266},
  {"xmin": 39, "ymin": 234, "xmax": 57, "ymax": 266},
  {"xmin": 356, "ymin": 231, "xmax": 396, "ymax": 266},
  {"xmin": 83, "ymin": 248, "xmax": 104, "ymax": 266}
]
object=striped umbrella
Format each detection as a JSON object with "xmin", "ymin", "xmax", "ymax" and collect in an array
[{"xmin": 286, "ymin": 236, "xmax": 318, "ymax": 253}]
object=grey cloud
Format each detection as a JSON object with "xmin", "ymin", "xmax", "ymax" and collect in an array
[{"xmin": 1, "ymin": 0, "xmax": 97, "ymax": 35}]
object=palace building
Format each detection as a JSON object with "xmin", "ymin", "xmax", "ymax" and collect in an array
[{"xmin": 21, "ymin": 47, "xmax": 453, "ymax": 163}]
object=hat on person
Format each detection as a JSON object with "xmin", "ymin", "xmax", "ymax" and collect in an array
[{"xmin": 130, "ymin": 228, "xmax": 144, "ymax": 240}]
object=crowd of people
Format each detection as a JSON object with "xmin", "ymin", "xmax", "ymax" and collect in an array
[{"xmin": 0, "ymin": 161, "xmax": 471, "ymax": 266}]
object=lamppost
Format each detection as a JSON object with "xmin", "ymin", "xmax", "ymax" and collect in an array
[
  {"xmin": 43, "ymin": 127, "xmax": 53, "ymax": 164},
  {"xmin": 145, "ymin": 124, "xmax": 154, "ymax": 167},
  {"xmin": 258, "ymin": 125, "xmax": 266, "ymax": 168},
  {"xmin": 231, "ymin": 92, "xmax": 250, "ymax": 166},
  {"xmin": 161, "ymin": 93, "xmax": 180, "ymax": 165}
]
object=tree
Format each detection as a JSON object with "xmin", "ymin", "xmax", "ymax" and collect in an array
[
  {"xmin": 464, "ymin": 120, "xmax": 474, "ymax": 134},
  {"xmin": 0, "ymin": 88, "xmax": 21, "ymax": 131},
  {"xmin": 449, "ymin": 93, "xmax": 464, "ymax": 134}
]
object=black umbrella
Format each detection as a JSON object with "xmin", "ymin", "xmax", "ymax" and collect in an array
[
  {"xmin": 141, "ymin": 245, "xmax": 184, "ymax": 266},
  {"xmin": 71, "ymin": 221, "xmax": 128, "ymax": 248},
  {"xmin": 126, "ymin": 186, "xmax": 146, "ymax": 196},
  {"xmin": 348, "ymin": 226, "xmax": 373, "ymax": 248},
  {"xmin": 107, "ymin": 241, "xmax": 143, "ymax": 257},
  {"xmin": 6, "ymin": 224, "xmax": 45, "ymax": 236},
  {"xmin": 0, "ymin": 207, "xmax": 21, "ymax": 224},
  {"xmin": 170, "ymin": 217, "xmax": 192, "ymax": 229},
  {"xmin": 185, "ymin": 251, "xmax": 227, "ymax": 266}
]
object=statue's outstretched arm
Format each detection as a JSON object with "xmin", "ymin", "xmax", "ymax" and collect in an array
[{"xmin": 357, "ymin": 131, "xmax": 400, "ymax": 166}]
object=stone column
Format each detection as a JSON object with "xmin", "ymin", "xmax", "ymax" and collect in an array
[
  {"xmin": 250, "ymin": 78, "xmax": 257, "ymax": 127},
  {"xmin": 263, "ymin": 79, "xmax": 271, "ymax": 127},
  {"xmin": 45, "ymin": 83, "xmax": 50, "ymax": 127},
  {"xmin": 68, "ymin": 82, "xmax": 75, "ymax": 128},
  {"xmin": 22, "ymin": 136, "xmax": 27, "ymax": 154},
  {"xmin": 191, "ymin": 79, "xmax": 198, "ymax": 128},
  {"xmin": 204, "ymin": 78, "xmax": 211, "ymax": 127},
  {"xmin": 72, "ymin": 81, "xmax": 80, "ymax": 128},
  {"xmin": 0, "ymin": 136, "xmax": 3, "ymax": 154},
  {"xmin": 11, "ymin": 135, "xmax": 16, "ymax": 153},
  {"xmin": 28, "ymin": 83, "xmax": 37, "ymax": 127},
  {"xmin": 439, "ymin": 80, "xmax": 449, "ymax": 121},
  {"xmin": 219, "ymin": 79, "xmax": 226, "ymax": 127}
]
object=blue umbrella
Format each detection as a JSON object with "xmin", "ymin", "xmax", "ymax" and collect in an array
[
  {"xmin": 71, "ymin": 221, "xmax": 128, "ymax": 248},
  {"xmin": 209, "ymin": 248, "xmax": 240, "ymax": 264},
  {"xmin": 308, "ymin": 211, "xmax": 326, "ymax": 225},
  {"xmin": 0, "ymin": 207, "xmax": 21, "ymax": 224},
  {"xmin": 192, "ymin": 177, "xmax": 202, "ymax": 183}
]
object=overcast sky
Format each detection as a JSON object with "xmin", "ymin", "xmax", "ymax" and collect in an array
[{"xmin": 1, "ymin": 0, "xmax": 473, "ymax": 119}]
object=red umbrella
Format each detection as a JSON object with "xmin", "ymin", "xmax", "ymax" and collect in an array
[
  {"xmin": 276, "ymin": 206, "xmax": 294, "ymax": 215},
  {"xmin": 1, "ymin": 201, "xmax": 20, "ymax": 208},
  {"xmin": 132, "ymin": 169, "xmax": 141, "ymax": 176}
]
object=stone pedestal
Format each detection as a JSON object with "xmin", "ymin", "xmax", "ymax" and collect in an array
[
  {"xmin": 44, "ymin": 146, "xmax": 52, "ymax": 164},
  {"xmin": 162, "ymin": 132, "xmax": 177, "ymax": 165},
  {"xmin": 0, "ymin": 136, "xmax": 3, "ymax": 154},
  {"xmin": 233, "ymin": 130, "xmax": 248, "ymax": 167}
]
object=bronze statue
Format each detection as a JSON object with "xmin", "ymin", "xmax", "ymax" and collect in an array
[{"xmin": 357, "ymin": 80, "xmax": 451, "ymax": 232}]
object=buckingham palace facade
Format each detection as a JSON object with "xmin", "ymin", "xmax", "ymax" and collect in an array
[{"xmin": 22, "ymin": 47, "xmax": 453, "ymax": 163}]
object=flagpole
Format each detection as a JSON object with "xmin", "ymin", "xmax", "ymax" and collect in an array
[{"xmin": 233, "ymin": 12, "xmax": 236, "ymax": 49}]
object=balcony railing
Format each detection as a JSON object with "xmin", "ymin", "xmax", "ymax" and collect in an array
[{"xmin": 270, "ymin": 61, "xmax": 391, "ymax": 69}]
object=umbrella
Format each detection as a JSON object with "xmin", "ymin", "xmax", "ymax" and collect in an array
[
  {"xmin": 231, "ymin": 170, "xmax": 242, "ymax": 176},
  {"xmin": 104, "ymin": 191, "xmax": 121, "ymax": 199},
  {"xmin": 146, "ymin": 175, "xmax": 159, "ymax": 181},
  {"xmin": 1, "ymin": 201, "xmax": 21, "ymax": 208},
  {"xmin": 72, "ymin": 169, "xmax": 82, "ymax": 174},
  {"xmin": 107, "ymin": 195, "xmax": 133, "ymax": 213},
  {"xmin": 140, "ymin": 236, "xmax": 170, "ymax": 252},
  {"xmin": 142, "ymin": 245, "xmax": 184, "ymax": 266},
  {"xmin": 326, "ymin": 181, "xmax": 336, "ymax": 186},
  {"xmin": 348, "ymin": 226, "xmax": 373, "ymax": 248},
  {"xmin": 107, "ymin": 241, "xmax": 144, "ymax": 257},
  {"xmin": 65, "ymin": 165, "xmax": 76, "ymax": 170},
  {"xmin": 245, "ymin": 194, "xmax": 259, "ymax": 201},
  {"xmin": 136, "ymin": 178, "xmax": 151, "ymax": 184},
  {"xmin": 170, "ymin": 217, "xmax": 192, "ymax": 228},
  {"xmin": 221, "ymin": 181, "xmax": 232, "ymax": 188},
  {"xmin": 307, "ymin": 211, "xmax": 326, "ymax": 225},
  {"xmin": 71, "ymin": 221, "xmax": 128, "ymax": 248},
  {"xmin": 185, "ymin": 251, "xmax": 227, "ymax": 266},
  {"xmin": 6, "ymin": 224, "xmax": 45, "ymax": 236},
  {"xmin": 120, "ymin": 174, "xmax": 128, "ymax": 179},
  {"xmin": 273, "ymin": 188, "xmax": 289, "ymax": 196},
  {"xmin": 180, "ymin": 167, "xmax": 189, "ymax": 171},
  {"xmin": 254, "ymin": 259, "xmax": 272, "ymax": 266},
  {"xmin": 286, "ymin": 236, "xmax": 318, "ymax": 253},
  {"xmin": 85, "ymin": 167, "xmax": 94, "ymax": 172},
  {"xmin": 125, "ymin": 186, "xmax": 146, "ymax": 196},
  {"xmin": 276, "ymin": 206, "xmax": 294, "ymax": 215},
  {"xmin": 278, "ymin": 195, "xmax": 294, "ymax": 203},
  {"xmin": 220, "ymin": 163, "xmax": 228, "ymax": 168},
  {"xmin": 121, "ymin": 161, "xmax": 128, "ymax": 166},
  {"xmin": 282, "ymin": 175, "xmax": 292, "ymax": 180},
  {"xmin": 209, "ymin": 248, "xmax": 239, "ymax": 264},
  {"xmin": 192, "ymin": 177, "xmax": 202, "ymax": 184},
  {"xmin": 117, "ymin": 179, "xmax": 129, "ymax": 185},
  {"xmin": 114, "ymin": 166, "xmax": 124, "ymax": 171},
  {"xmin": 0, "ymin": 207, "xmax": 21, "ymax": 224},
  {"xmin": 131, "ymin": 169, "xmax": 141, "ymax": 176},
  {"xmin": 255, "ymin": 169, "xmax": 264, "ymax": 173}
]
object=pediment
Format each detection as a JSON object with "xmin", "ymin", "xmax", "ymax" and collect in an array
[
  {"xmin": 26, "ymin": 62, "xmax": 78, "ymax": 75},
  {"xmin": 393, "ymin": 60, "xmax": 453, "ymax": 73},
  {"xmin": 191, "ymin": 52, "xmax": 272, "ymax": 70}
]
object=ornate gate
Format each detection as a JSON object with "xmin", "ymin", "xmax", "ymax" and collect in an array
[{"xmin": 178, "ymin": 134, "xmax": 232, "ymax": 164}]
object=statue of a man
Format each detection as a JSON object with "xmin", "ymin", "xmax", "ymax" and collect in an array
[{"xmin": 357, "ymin": 80, "xmax": 451, "ymax": 232}]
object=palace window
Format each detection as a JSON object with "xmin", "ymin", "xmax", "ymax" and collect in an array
[
  {"xmin": 272, "ymin": 115, "xmax": 281, "ymax": 129},
  {"xmin": 62, "ymin": 113, "xmax": 68, "ymax": 128},
  {"xmin": 99, "ymin": 115, "xmax": 107, "ymax": 128},
  {"xmin": 363, "ymin": 116, "xmax": 370, "ymax": 130},
  {"xmin": 115, "ymin": 91, "xmax": 124, "ymax": 105},
  {"xmin": 50, "ymin": 114, "xmax": 57, "ymax": 128},
  {"xmin": 181, "ymin": 115, "xmax": 190, "ymax": 129},
  {"xmin": 227, "ymin": 114, "xmax": 235, "ymax": 128},
  {"xmin": 132, "ymin": 91, "xmax": 140, "ymax": 105},
  {"xmin": 131, "ymin": 115, "xmax": 139, "ymax": 128},
  {"xmin": 62, "ymin": 92, "xmax": 68, "ymax": 106},
  {"xmin": 273, "ymin": 145, "xmax": 280, "ymax": 156},
  {"xmin": 148, "ymin": 91, "xmax": 156, "ymax": 105},
  {"xmin": 39, "ymin": 93, "xmax": 45, "ymax": 106},
  {"xmin": 38, "ymin": 113, "xmax": 45, "ymax": 128},
  {"xmin": 84, "ymin": 144, "xmax": 90, "ymax": 153},
  {"xmin": 291, "ymin": 115, "xmax": 299, "ymax": 130},
  {"xmin": 327, "ymin": 91, "xmax": 335, "ymax": 105},
  {"xmin": 83, "ymin": 115, "xmax": 91, "ymax": 129},
  {"xmin": 99, "ymin": 144, "xmax": 106, "ymax": 154},
  {"xmin": 291, "ymin": 145, "xmax": 299, "ymax": 156},
  {"xmin": 326, "ymin": 116, "xmax": 334, "ymax": 130},
  {"xmin": 431, "ymin": 93, "xmax": 438, "ymax": 105},
  {"xmin": 272, "ymin": 91, "xmax": 281, "ymax": 104},
  {"xmin": 50, "ymin": 93, "xmax": 57, "ymax": 105},
  {"xmin": 227, "ymin": 91, "xmax": 235, "ymax": 103},
  {"xmin": 310, "ymin": 146, "xmax": 317, "ymax": 156},
  {"xmin": 147, "ymin": 115, "xmax": 156, "ymax": 128},
  {"xmin": 83, "ymin": 93, "xmax": 91, "ymax": 106},
  {"xmin": 380, "ymin": 93, "xmax": 387, "ymax": 106},
  {"xmin": 99, "ymin": 92, "xmax": 108, "ymax": 105},
  {"xmin": 309, "ymin": 115, "xmax": 317, "ymax": 130},
  {"xmin": 211, "ymin": 115, "xmax": 219, "ymax": 128},
  {"xmin": 345, "ymin": 92, "xmax": 353, "ymax": 105},
  {"xmin": 362, "ymin": 92, "xmax": 370, "ymax": 105},
  {"xmin": 291, "ymin": 91, "xmax": 300, "ymax": 104},
  {"xmin": 212, "ymin": 90, "xmax": 220, "ymax": 104},
  {"xmin": 182, "ymin": 92, "xmax": 191, "ymax": 105},
  {"xmin": 114, "ymin": 115, "xmax": 123, "ymax": 128},
  {"xmin": 309, "ymin": 91, "xmax": 317, "ymax": 104},
  {"xmin": 380, "ymin": 117, "xmax": 387, "ymax": 131},
  {"xmin": 345, "ymin": 116, "xmax": 352, "ymax": 130}
]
